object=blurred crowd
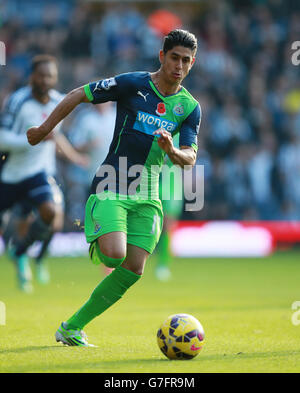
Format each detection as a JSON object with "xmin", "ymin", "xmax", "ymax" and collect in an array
[{"xmin": 1, "ymin": 0, "xmax": 300, "ymax": 227}]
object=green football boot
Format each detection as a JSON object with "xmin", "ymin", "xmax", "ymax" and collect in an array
[{"xmin": 55, "ymin": 322, "xmax": 96, "ymax": 347}]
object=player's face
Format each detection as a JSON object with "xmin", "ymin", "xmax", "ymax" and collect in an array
[
  {"xmin": 31, "ymin": 62, "xmax": 58, "ymax": 96},
  {"xmin": 160, "ymin": 46, "xmax": 195, "ymax": 84}
]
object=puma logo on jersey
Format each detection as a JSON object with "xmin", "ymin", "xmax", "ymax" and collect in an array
[{"xmin": 137, "ymin": 91, "xmax": 149, "ymax": 102}]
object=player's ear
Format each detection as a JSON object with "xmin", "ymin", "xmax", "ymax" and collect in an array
[
  {"xmin": 187, "ymin": 57, "xmax": 195, "ymax": 73},
  {"xmin": 159, "ymin": 50, "xmax": 165, "ymax": 65}
]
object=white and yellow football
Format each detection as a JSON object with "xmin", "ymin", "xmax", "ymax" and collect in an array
[{"xmin": 157, "ymin": 313, "xmax": 205, "ymax": 360}]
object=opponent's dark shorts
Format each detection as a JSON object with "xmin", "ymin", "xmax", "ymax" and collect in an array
[{"xmin": 0, "ymin": 172, "xmax": 55, "ymax": 213}]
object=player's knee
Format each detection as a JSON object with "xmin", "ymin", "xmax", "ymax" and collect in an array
[
  {"xmin": 108, "ymin": 250, "xmax": 126, "ymax": 260},
  {"xmin": 96, "ymin": 244, "xmax": 126, "ymax": 268},
  {"xmin": 30, "ymin": 217, "xmax": 53, "ymax": 242},
  {"xmin": 99, "ymin": 243, "xmax": 126, "ymax": 261},
  {"xmin": 39, "ymin": 203, "xmax": 56, "ymax": 225}
]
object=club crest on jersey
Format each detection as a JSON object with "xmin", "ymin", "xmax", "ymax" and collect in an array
[
  {"xmin": 173, "ymin": 103, "xmax": 184, "ymax": 116},
  {"xmin": 156, "ymin": 102, "xmax": 166, "ymax": 116}
]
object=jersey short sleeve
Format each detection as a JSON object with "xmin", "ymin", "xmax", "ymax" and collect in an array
[
  {"xmin": 179, "ymin": 103, "xmax": 201, "ymax": 152},
  {"xmin": 84, "ymin": 73, "xmax": 134, "ymax": 104},
  {"xmin": 0, "ymin": 98, "xmax": 14, "ymax": 129},
  {"xmin": 0, "ymin": 87, "xmax": 31, "ymax": 130}
]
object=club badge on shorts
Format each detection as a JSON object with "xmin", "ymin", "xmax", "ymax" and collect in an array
[{"xmin": 156, "ymin": 102, "xmax": 166, "ymax": 116}]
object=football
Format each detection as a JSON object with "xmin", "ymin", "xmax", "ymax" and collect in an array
[{"xmin": 157, "ymin": 313, "xmax": 205, "ymax": 360}]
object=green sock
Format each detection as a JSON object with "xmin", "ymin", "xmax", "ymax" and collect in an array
[
  {"xmin": 96, "ymin": 244, "xmax": 125, "ymax": 268},
  {"xmin": 157, "ymin": 231, "xmax": 170, "ymax": 268},
  {"xmin": 66, "ymin": 266, "xmax": 141, "ymax": 330}
]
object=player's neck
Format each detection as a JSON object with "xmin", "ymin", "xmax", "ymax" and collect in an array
[
  {"xmin": 151, "ymin": 71, "xmax": 181, "ymax": 97},
  {"xmin": 31, "ymin": 88, "xmax": 50, "ymax": 105}
]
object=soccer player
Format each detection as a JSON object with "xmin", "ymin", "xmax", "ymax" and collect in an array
[
  {"xmin": 27, "ymin": 29, "xmax": 201, "ymax": 346},
  {"xmin": 0, "ymin": 55, "xmax": 87, "ymax": 292}
]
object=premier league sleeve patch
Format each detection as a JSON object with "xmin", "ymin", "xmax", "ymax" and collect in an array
[{"xmin": 93, "ymin": 77, "xmax": 117, "ymax": 92}]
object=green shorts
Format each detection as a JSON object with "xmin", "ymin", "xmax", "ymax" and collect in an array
[{"xmin": 84, "ymin": 192, "xmax": 164, "ymax": 254}]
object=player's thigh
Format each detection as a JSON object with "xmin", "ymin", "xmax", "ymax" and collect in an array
[
  {"xmin": 85, "ymin": 194, "xmax": 128, "ymax": 258},
  {"xmin": 13, "ymin": 201, "xmax": 35, "ymax": 237},
  {"xmin": 97, "ymin": 231, "xmax": 127, "ymax": 260},
  {"xmin": 121, "ymin": 243, "xmax": 150, "ymax": 275},
  {"xmin": 127, "ymin": 201, "xmax": 163, "ymax": 256},
  {"xmin": 37, "ymin": 201, "xmax": 56, "ymax": 225}
]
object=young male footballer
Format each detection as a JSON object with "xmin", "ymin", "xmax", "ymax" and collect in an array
[{"xmin": 27, "ymin": 29, "xmax": 201, "ymax": 346}]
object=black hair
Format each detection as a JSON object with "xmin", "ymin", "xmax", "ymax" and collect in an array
[
  {"xmin": 31, "ymin": 54, "xmax": 57, "ymax": 73},
  {"xmin": 163, "ymin": 29, "xmax": 197, "ymax": 55}
]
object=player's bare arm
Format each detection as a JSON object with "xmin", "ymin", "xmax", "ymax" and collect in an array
[
  {"xmin": 27, "ymin": 87, "xmax": 89, "ymax": 146},
  {"xmin": 153, "ymin": 128, "xmax": 196, "ymax": 168},
  {"xmin": 54, "ymin": 133, "xmax": 89, "ymax": 167}
]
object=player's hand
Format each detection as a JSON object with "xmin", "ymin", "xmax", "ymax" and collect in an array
[
  {"xmin": 27, "ymin": 126, "xmax": 50, "ymax": 146},
  {"xmin": 153, "ymin": 128, "xmax": 174, "ymax": 155}
]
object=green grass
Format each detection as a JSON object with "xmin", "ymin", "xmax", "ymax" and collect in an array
[{"xmin": 1, "ymin": 251, "xmax": 300, "ymax": 373}]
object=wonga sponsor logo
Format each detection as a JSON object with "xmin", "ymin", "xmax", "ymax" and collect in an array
[{"xmin": 134, "ymin": 111, "xmax": 177, "ymax": 135}]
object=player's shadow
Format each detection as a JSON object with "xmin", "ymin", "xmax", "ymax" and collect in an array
[
  {"xmin": 1, "ymin": 347, "xmax": 300, "ymax": 360},
  {"xmin": 196, "ymin": 349, "xmax": 300, "ymax": 362},
  {"xmin": 0, "ymin": 345, "xmax": 64, "ymax": 355},
  {"xmin": 2, "ymin": 348, "xmax": 300, "ymax": 373},
  {"xmin": 15, "ymin": 349, "xmax": 300, "ymax": 372}
]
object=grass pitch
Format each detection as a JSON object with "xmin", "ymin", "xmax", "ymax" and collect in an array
[{"xmin": 0, "ymin": 250, "xmax": 300, "ymax": 373}]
